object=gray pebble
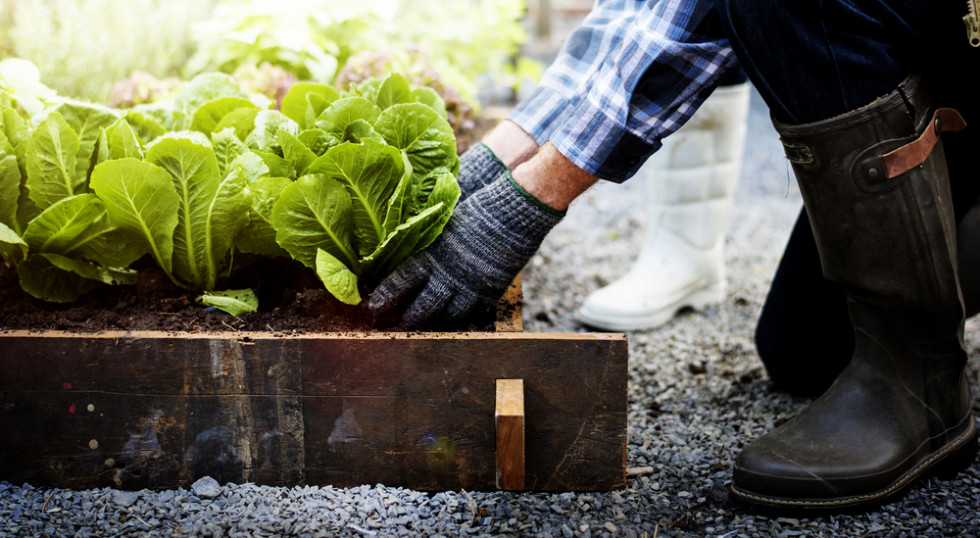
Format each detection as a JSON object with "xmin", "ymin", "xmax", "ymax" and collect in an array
[
  {"xmin": 191, "ymin": 476, "xmax": 222, "ymax": 499},
  {"xmin": 111, "ymin": 490, "xmax": 141, "ymax": 508}
]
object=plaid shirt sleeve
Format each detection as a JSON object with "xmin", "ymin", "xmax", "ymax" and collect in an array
[
  {"xmin": 512, "ymin": 0, "xmax": 739, "ymax": 183},
  {"xmin": 507, "ymin": 0, "xmax": 647, "ymax": 146}
]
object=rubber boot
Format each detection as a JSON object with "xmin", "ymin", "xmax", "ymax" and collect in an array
[
  {"xmin": 577, "ymin": 83, "xmax": 750, "ymax": 331},
  {"xmin": 731, "ymin": 75, "xmax": 978, "ymax": 513},
  {"xmin": 958, "ymin": 198, "xmax": 980, "ymax": 315}
]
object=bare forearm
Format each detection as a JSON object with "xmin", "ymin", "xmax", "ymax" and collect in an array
[{"xmin": 512, "ymin": 143, "xmax": 598, "ymax": 211}]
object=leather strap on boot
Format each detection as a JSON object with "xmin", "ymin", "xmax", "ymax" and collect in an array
[{"xmin": 882, "ymin": 108, "xmax": 966, "ymax": 178}]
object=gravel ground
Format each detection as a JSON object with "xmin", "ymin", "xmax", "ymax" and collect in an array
[{"xmin": 2, "ymin": 88, "xmax": 979, "ymax": 537}]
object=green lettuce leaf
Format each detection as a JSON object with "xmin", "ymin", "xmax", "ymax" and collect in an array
[
  {"xmin": 0, "ymin": 221, "xmax": 27, "ymax": 264},
  {"xmin": 362, "ymin": 168, "xmax": 459, "ymax": 277},
  {"xmin": 52, "ymin": 101, "xmax": 120, "ymax": 181},
  {"xmin": 375, "ymin": 74, "xmax": 414, "ymax": 111},
  {"xmin": 212, "ymin": 107, "xmax": 259, "ymax": 142},
  {"xmin": 245, "ymin": 110, "xmax": 299, "ymax": 153},
  {"xmin": 278, "ymin": 129, "xmax": 316, "ymax": 176},
  {"xmin": 23, "ymin": 194, "xmax": 108, "ymax": 254},
  {"xmin": 0, "ymin": 132, "xmax": 23, "ymax": 233},
  {"xmin": 375, "ymin": 103, "xmax": 458, "ymax": 180},
  {"xmin": 191, "ymin": 97, "xmax": 259, "ymax": 134},
  {"xmin": 314, "ymin": 97, "xmax": 382, "ymax": 141},
  {"xmin": 146, "ymin": 136, "xmax": 249, "ymax": 290},
  {"xmin": 175, "ymin": 73, "xmax": 250, "ymax": 116},
  {"xmin": 123, "ymin": 109, "xmax": 167, "ymax": 145},
  {"xmin": 236, "ymin": 176, "xmax": 291, "ymax": 256},
  {"xmin": 271, "ymin": 173, "xmax": 358, "ymax": 271},
  {"xmin": 105, "ymin": 120, "xmax": 145, "ymax": 160},
  {"xmin": 17, "ymin": 253, "xmax": 100, "ymax": 303},
  {"xmin": 280, "ymin": 83, "xmax": 340, "ymax": 129},
  {"xmin": 315, "ymin": 248, "xmax": 361, "ymax": 305},
  {"xmin": 211, "ymin": 128, "xmax": 251, "ymax": 177},
  {"xmin": 307, "ymin": 140, "xmax": 407, "ymax": 257},
  {"xmin": 25, "ymin": 112, "xmax": 81, "ymax": 208},
  {"xmin": 41, "ymin": 252, "xmax": 138, "ymax": 286},
  {"xmin": 197, "ymin": 288, "xmax": 259, "ymax": 316},
  {"xmin": 89, "ymin": 158, "xmax": 180, "ymax": 276}
]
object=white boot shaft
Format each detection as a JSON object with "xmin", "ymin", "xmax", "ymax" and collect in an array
[{"xmin": 579, "ymin": 83, "xmax": 751, "ymax": 331}]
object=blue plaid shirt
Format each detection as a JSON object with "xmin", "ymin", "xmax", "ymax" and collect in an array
[{"xmin": 508, "ymin": 0, "xmax": 737, "ymax": 182}]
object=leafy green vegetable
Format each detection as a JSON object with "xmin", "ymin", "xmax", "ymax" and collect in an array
[
  {"xmin": 92, "ymin": 135, "xmax": 251, "ymax": 292},
  {"xmin": 2, "ymin": 68, "xmax": 462, "ymax": 313},
  {"xmin": 269, "ymin": 74, "xmax": 460, "ymax": 304},
  {"xmin": 0, "ymin": 94, "xmax": 144, "ymax": 302}
]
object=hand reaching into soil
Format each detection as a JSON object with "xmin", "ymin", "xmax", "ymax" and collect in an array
[{"xmin": 368, "ymin": 173, "xmax": 564, "ymax": 330}]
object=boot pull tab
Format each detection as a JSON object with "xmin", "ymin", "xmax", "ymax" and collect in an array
[{"xmin": 881, "ymin": 108, "xmax": 967, "ymax": 179}]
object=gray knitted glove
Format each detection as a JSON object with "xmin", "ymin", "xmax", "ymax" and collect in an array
[
  {"xmin": 456, "ymin": 142, "xmax": 509, "ymax": 200},
  {"xmin": 368, "ymin": 172, "xmax": 564, "ymax": 330}
]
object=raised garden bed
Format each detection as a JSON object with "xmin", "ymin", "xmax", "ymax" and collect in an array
[{"xmin": 0, "ymin": 265, "xmax": 628, "ymax": 492}]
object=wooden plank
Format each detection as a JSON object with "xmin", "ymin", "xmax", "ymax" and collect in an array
[
  {"xmin": 0, "ymin": 331, "xmax": 627, "ymax": 491},
  {"xmin": 495, "ymin": 379, "xmax": 525, "ymax": 490}
]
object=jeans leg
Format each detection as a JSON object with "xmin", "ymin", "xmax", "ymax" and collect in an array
[
  {"xmin": 713, "ymin": 0, "xmax": 959, "ymax": 123},
  {"xmin": 754, "ymin": 209, "xmax": 852, "ymax": 396}
]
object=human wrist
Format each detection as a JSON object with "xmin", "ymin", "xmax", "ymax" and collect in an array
[
  {"xmin": 511, "ymin": 143, "xmax": 598, "ymax": 211},
  {"xmin": 483, "ymin": 120, "xmax": 539, "ymax": 168}
]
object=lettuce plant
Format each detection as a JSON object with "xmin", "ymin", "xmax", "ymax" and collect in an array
[
  {"xmin": 0, "ymin": 94, "xmax": 144, "ymax": 302},
  {"xmin": 268, "ymin": 73, "xmax": 461, "ymax": 304}
]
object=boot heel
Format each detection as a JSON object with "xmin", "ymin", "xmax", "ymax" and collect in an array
[
  {"xmin": 932, "ymin": 429, "xmax": 978, "ymax": 480},
  {"xmin": 686, "ymin": 280, "xmax": 727, "ymax": 309}
]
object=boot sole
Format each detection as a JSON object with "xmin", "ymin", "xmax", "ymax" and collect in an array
[
  {"xmin": 729, "ymin": 418, "xmax": 978, "ymax": 515},
  {"xmin": 577, "ymin": 281, "xmax": 725, "ymax": 331}
]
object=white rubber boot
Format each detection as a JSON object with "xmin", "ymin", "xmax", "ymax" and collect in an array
[{"xmin": 578, "ymin": 82, "xmax": 751, "ymax": 331}]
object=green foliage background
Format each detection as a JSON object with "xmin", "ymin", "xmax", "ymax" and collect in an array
[{"xmin": 0, "ymin": 0, "xmax": 537, "ymax": 106}]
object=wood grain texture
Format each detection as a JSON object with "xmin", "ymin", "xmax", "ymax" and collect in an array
[
  {"xmin": 495, "ymin": 379, "xmax": 525, "ymax": 490},
  {"xmin": 0, "ymin": 331, "xmax": 627, "ymax": 491}
]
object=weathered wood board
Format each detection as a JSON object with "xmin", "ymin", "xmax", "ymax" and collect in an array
[{"xmin": 0, "ymin": 330, "xmax": 627, "ymax": 491}]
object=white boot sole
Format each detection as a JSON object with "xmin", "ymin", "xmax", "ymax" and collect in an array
[{"xmin": 577, "ymin": 280, "xmax": 726, "ymax": 331}]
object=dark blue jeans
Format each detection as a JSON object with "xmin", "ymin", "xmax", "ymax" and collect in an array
[
  {"xmin": 714, "ymin": 0, "xmax": 970, "ymax": 124},
  {"xmin": 713, "ymin": 0, "xmax": 980, "ymax": 395}
]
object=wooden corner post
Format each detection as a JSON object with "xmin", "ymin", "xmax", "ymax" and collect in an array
[{"xmin": 495, "ymin": 378, "xmax": 525, "ymax": 490}]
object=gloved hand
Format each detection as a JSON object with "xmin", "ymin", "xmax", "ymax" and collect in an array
[
  {"xmin": 456, "ymin": 142, "xmax": 509, "ymax": 200},
  {"xmin": 369, "ymin": 172, "xmax": 564, "ymax": 330}
]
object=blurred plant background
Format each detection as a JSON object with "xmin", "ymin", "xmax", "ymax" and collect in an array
[
  {"xmin": 0, "ymin": 0, "xmax": 603, "ymax": 153},
  {"xmin": 0, "ymin": 0, "xmax": 214, "ymax": 103},
  {"xmin": 0, "ymin": 0, "xmax": 541, "ymax": 105}
]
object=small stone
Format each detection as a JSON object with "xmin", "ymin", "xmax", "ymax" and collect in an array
[
  {"xmin": 111, "ymin": 490, "xmax": 140, "ymax": 508},
  {"xmin": 191, "ymin": 476, "xmax": 222, "ymax": 499}
]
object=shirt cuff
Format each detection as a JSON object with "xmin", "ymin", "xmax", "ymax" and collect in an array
[
  {"xmin": 506, "ymin": 85, "xmax": 577, "ymax": 147},
  {"xmin": 550, "ymin": 97, "xmax": 661, "ymax": 184}
]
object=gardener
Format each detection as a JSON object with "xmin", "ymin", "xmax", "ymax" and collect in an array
[
  {"xmin": 452, "ymin": 0, "xmax": 753, "ymax": 333},
  {"xmin": 370, "ymin": 0, "xmax": 979, "ymax": 513}
]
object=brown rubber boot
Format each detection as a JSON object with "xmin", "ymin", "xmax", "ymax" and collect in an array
[{"xmin": 731, "ymin": 75, "xmax": 978, "ymax": 513}]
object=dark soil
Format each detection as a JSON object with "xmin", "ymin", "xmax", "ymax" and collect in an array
[
  {"xmin": 0, "ymin": 255, "xmax": 506, "ymax": 334},
  {"xmin": 0, "ymin": 256, "xmax": 387, "ymax": 334}
]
